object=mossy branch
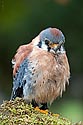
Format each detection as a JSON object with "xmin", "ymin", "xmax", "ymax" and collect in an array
[{"xmin": 0, "ymin": 98, "xmax": 82, "ymax": 125}]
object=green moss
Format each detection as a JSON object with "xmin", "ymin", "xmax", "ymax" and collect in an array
[{"xmin": 0, "ymin": 98, "xmax": 82, "ymax": 125}]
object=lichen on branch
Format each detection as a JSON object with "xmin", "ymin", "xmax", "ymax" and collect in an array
[{"xmin": 0, "ymin": 98, "xmax": 82, "ymax": 125}]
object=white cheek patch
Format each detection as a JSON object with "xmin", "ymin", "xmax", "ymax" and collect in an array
[{"xmin": 41, "ymin": 41, "xmax": 48, "ymax": 51}]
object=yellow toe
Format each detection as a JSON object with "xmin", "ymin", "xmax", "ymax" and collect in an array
[
  {"xmin": 39, "ymin": 109, "xmax": 49, "ymax": 114},
  {"xmin": 35, "ymin": 106, "xmax": 40, "ymax": 111},
  {"xmin": 35, "ymin": 107, "xmax": 49, "ymax": 114}
]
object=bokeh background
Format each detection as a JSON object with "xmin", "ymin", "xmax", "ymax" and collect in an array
[{"xmin": 0, "ymin": 0, "xmax": 83, "ymax": 123}]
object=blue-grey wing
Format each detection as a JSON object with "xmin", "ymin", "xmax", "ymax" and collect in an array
[{"xmin": 11, "ymin": 58, "xmax": 29, "ymax": 100}]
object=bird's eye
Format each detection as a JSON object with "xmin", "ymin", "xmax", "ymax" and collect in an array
[{"xmin": 45, "ymin": 39, "xmax": 50, "ymax": 45}]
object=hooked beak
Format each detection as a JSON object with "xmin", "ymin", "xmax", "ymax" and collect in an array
[{"xmin": 53, "ymin": 40, "xmax": 65, "ymax": 52}]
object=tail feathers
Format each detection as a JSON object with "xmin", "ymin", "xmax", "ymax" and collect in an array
[{"xmin": 10, "ymin": 86, "xmax": 23, "ymax": 100}]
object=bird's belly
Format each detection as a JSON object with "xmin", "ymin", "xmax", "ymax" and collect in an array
[
  {"xmin": 34, "ymin": 79, "xmax": 61, "ymax": 104},
  {"xmin": 23, "ymin": 72, "xmax": 60, "ymax": 104},
  {"xmin": 23, "ymin": 52, "xmax": 69, "ymax": 104},
  {"xmin": 23, "ymin": 68, "xmax": 67, "ymax": 104}
]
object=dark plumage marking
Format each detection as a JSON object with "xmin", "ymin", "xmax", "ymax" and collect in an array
[
  {"xmin": 33, "ymin": 69, "xmax": 36, "ymax": 72},
  {"xmin": 34, "ymin": 80, "xmax": 36, "ymax": 83},
  {"xmin": 32, "ymin": 73, "xmax": 34, "ymax": 75},
  {"xmin": 15, "ymin": 86, "xmax": 23, "ymax": 98},
  {"xmin": 37, "ymin": 41, "xmax": 42, "ymax": 48},
  {"xmin": 54, "ymin": 80, "xmax": 56, "ymax": 83},
  {"xmin": 11, "ymin": 86, "xmax": 23, "ymax": 100},
  {"xmin": 48, "ymin": 46, "xmax": 51, "ymax": 52},
  {"xmin": 23, "ymin": 80, "xmax": 26, "ymax": 85},
  {"xmin": 45, "ymin": 39, "xmax": 49, "ymax": 45},
  {"xmin": 32, "ymin": 67, "xmax": 34, "ymax": 69}
]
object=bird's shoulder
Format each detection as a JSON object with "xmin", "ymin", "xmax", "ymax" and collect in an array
[{"xmin": 12, "ymin": 42, "xmax": 34, "ymax": 75}]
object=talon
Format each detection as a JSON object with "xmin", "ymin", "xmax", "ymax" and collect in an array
[
  {"xmin": 35, "ymin": 107, "xmax": 49, "ymax": 114},
  {"xmin": 39, "ymin": 109, "xmax": 49, "ymax": 114},
  {"xmin": 35, "ymin": 106, "xmax": 41, "ymax": 111}
]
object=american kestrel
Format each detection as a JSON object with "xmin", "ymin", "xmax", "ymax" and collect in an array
[{"xmin": 11, "ymin": 27, "xmax": 70, "ymax": 109}]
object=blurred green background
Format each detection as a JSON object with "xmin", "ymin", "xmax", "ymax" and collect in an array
[{"xmin": 0, "ymin": 0, "xmax": 83, "ymax": 123}]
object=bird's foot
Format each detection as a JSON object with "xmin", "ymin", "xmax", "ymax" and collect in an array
[
  {"xmin": 35, "ymin": 103, "xmax": 49, "ymax": 114},
  {"xmin": 32, "ymin": 101, "xmax": 49, "ymax": 114},
  {"xmin": 35, "ymin": 106, "xmax": 49, "ymax": 114}
]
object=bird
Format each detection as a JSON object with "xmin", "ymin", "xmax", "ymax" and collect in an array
[{"xmin": 11, "ymin": 27, "xmax": 70, "ymax": 110}]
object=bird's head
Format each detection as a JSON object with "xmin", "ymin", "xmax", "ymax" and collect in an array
[{"xmin": 37, "ymin": 27, "xmax": 65, "ymax": 54}]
